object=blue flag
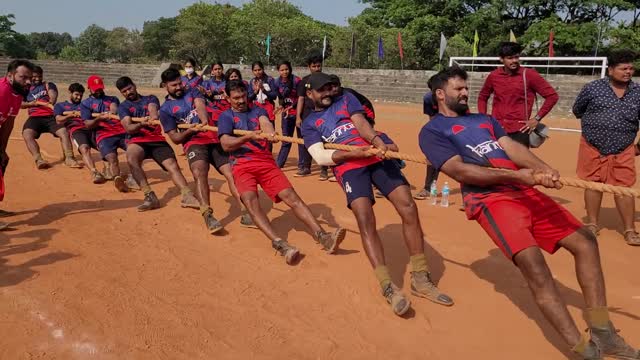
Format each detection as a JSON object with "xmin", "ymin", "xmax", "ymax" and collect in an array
[{"xmin": 378, "ymin": 36, "xmax": 384, "ymax": 60}]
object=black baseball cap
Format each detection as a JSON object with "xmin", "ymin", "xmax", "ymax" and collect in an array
[{"xmin": 305, "ymin": 72, "xmax": 336, "ymax": 91}]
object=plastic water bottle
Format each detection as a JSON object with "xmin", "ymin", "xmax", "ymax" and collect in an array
[
  {"xmin": 441, "ymin": 182, "xmax": 450, "ymax": 208},
  {"xmin": 430, "ymin": 182, "xmax": 438, "ymax": 205}
]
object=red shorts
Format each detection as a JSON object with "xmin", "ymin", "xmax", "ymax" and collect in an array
[
  {"xmin": 232, "ymin": 160, "xmax": 292, "ymax": 203},
  {"xmin": 467, "ymin": 188, "xmax": 582, "ymax": 260}
]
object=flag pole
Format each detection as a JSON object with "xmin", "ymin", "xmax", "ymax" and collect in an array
[{"xmin": 349, "ymin": 32, "xmax": 354, "ymax": 70}]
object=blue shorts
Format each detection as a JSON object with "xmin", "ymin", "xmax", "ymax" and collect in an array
[
  {"xmin": 98, "ymin": 133, "xmax": 127, "ymax": 158},
  {"xmin": 337, "ymin": 160, "xmax": 409, "ymax": 208}
]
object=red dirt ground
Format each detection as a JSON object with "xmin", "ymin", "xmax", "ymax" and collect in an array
[{"xmin": 1, "ymin": 89, "xmax": 639, "ymax": 359}]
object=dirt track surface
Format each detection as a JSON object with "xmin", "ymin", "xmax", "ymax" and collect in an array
[{"xmin": 1, "ymin": 91, "xmax": 639, "ymax": 359}]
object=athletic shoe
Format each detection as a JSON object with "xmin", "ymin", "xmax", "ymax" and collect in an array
[
  {"xmin": 0, "ymin": 209, "xmax": 15, "ymax": 218},
  {"xmin": 113, "ymin": 175, "xmax": 129, "ymax": 193},
  {"xmin": 590, "ymin": 322, "xmax": 640, "ymax": 359},
  {"xmin": 92, "ymin": 170, "xmax": 106, "ymax": 184},
  {"xmin": 180, "ymin": 192, "xmax": 199, "ymax": 209},
  {"xmin": 410, "ymin": 270, "xmax": 454, "ymax": 306},
  {"xmin": 35, "ymin": 159, "xmax": 51, "ymax": 170},
  {"xmin": 318, "ymin": 167, "xmax": 329, "ymax": 181},
  {"xmin": 64, "ymin": 157, "xmax": 82, "ymax": 168},
  {"xmin": 126, "ymin": 174, "xmax": 140, "ymax": 191},
  {"xmin": 328, "ymin": 176, "xmax": 337, "ymax": 182},
  {"xmin": 413, "ymin": 189, "xmax": 429, "ymax": 200},
  {"xmin": 137, "ymin": 191, "xmax": 160, "ymax": 212},
  {"xmin": 203, "ymin": 208, "xmax": 224, "ymax": 234},
  {"xmin": 271, "ymin": 239, "xmax": 299, "ymax": 265},
  {"xmin": 240, "ymin": 213, "xmax": 258, "ymax": 229},
  {"xmin": 293, "ymin": 168, "xmax": 311, "ymax": 177},
  {"xmin": 103, "ymin": 165, "xmax": 114, "ymax": 180},
  {"xmin": 573, "ymin": 339, "xmax": 602, "ymax": 360},
  {"xmin": 382, "ymin": 283, "xmax": 411, "ymax": 316},
  {"xmin": 316, "ymin": 227, "xmax": 346, "ymax": 254},
  {"xmin": 0, "ymin": 221, "xmax": 9, "ymax": 231}
]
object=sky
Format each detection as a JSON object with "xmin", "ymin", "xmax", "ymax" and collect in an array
[{"xmin": 6, "ymin": 0, "xmax": 369, "ymax": 36}]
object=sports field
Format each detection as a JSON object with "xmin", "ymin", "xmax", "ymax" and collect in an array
[{"xmin": 1, "ymin": 87, "xmax": 638, "ymax": 359}]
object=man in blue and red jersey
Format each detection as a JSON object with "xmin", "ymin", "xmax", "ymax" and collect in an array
[
  {"xmin": 54, "ymin": 83, "xmax": 106, "ymax": 184},
  {"xmin": 159, "ymin": 68, "xmax": 254, "ymax": 234},
  {"xmin": 218, "ymin": 80, "xmax": 345, "ymax": 265},
  {"xmin": 420, "ymin": 66, "xmax": 639, "ymax": 359},
  {"xmin": 0, "ymin": 59, "xmax": 34, "ymax": 229},
  {"xmin": 81, "ymin": 75, "xmax": 130, "ymax": 192},
  {"xmin": 302, "ymin": 72, "xmax": 453, "ymax": 316},
  {"xmin": 21, "ymin": 66, "xmax": 80, "ymax": 170},
  {"xmin": 116, "ymin": 76, "xmax": 199, "ymax": 212}
]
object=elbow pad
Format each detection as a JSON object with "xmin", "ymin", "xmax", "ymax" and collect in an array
[{"xmin": 307, "ymin": 142, "xmax": 337, "ymax": 166}]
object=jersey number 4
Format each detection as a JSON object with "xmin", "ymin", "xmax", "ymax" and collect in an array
[{"xmin": 344, "ymin": 181, "xmax": 352, "ymax": 193}]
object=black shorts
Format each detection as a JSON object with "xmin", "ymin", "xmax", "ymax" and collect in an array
[
  {"xmin": 23, "ymin": 116, "xmax": 65, "ymax": 138},
  {"xmin": 71, "ymin": 129, "xmax": 97, "ymax": 150},
  {"xmin": 186, "ymin": 143, "xmax": 229, "ymax": 173},
  {"xmin": 337, "ymin": 160, "xmax": 409, "ymax": 208},
  {"xmin": 98, "ymin": 133, "xmax": 127, "ymax": 158},
  {"xmin": 128, "ymin": 142, "xmax": 176, "ymax": 169},
  {"xmin": 507, "ymin": 131, "xmax": 530, "ymax": 147}
]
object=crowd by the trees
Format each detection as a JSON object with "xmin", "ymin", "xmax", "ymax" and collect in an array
[{"xmin": 1, "ymin": 0, "xmax": 639, "ymax": 70}]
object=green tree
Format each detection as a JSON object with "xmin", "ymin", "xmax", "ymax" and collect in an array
[
  {"xmin": 0, "ymin": 14, "xmax": 36, "ymax": 58},
  {"xmin": 172, "ymin": 2, "xmax": 236, "ymax": 66},
  {"xmin": 27, "ymin": 32, "xmax": 73, "ymax": 57},
  {"xmin": 142, "ymin": 17, "xmax": 177, "ymax": 61},
  {"xmin": 105, "ymin": 27, "xmax": 144, "ymax": 63},
  {"xmin": 75, "ymin": 24, "xmax": 108, "ymax": 61},
  {"xmin": 227, "ymin": 0, "xmax": 333, "ymax": 65},
  {"xmin": 58, "ymin": 45, "xmax": 84, "ymax": 62}
]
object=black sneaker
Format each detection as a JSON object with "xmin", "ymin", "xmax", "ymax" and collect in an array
[
  {"xmin": 203, "ymin": 208, "xmax": 224, "ymax": 234},
  {"xmin": 137, "ymin": 191, "xmax": 160, "ymax": 212},
  {"xmin": 272, "ymin": 239, "xmax": 299, "ymax": 265},
  {"xmin": 293, "ymin": 168, "xmax": 311, "ymax": 177},
  {"xmin": 318, "ymin": 167, "xmax": 329, "ymax": 181}
]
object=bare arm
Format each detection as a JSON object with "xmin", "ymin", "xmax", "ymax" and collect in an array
[
  {"xmin": 477, "ymin": 76, "xmax": 493, "ymax": 114},
  {"xmin": 219, "ymin": 132, "xmax": 255, "ymax": 152},
  {"xmin": 48, "ymin": 88, "xmax": 58, "ymax": 104},
  {"xmin": 165, "ymin": 128, "xmax": 199, "ymax": 145},
  {"xmin": 84, "ymin": 116, "xmax": 103, "ymax": 129},
  {"xmin": 55, "ymin": 114, "xmax": 74, "ymax": 124},
  {"xmin": 295, "ymin": 96, "xmax": 305, "ymax": 126},
  {"xmin": 498, "ymin": 136, "xmax": 552, "ymax": 171},
  {"xmin": 440, "ymin": 155, "xmax": 528, "ymax": 187},
  {"xmin": 351, "ymin": 112, "xmax": 388, "ymax": 157},
  {"xmin": 194, "ymin": 98, "xmax": 209, "ymax": 126}
]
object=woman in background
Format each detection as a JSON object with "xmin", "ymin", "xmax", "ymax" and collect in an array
[
  {"xmin": 273, "ymin": 61, "xmax": 302, "ymax": 169},
  {"xmin": 180, "ymin": 57, "xmax": 202, "ymax": 91},
  {"xmin": 247, "ymin": 61, "xmax": 277, "ymax": 123}
]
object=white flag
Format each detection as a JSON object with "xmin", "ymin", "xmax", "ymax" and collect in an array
[
  {"xmin": 439, "ymin": 33, "xmax": 447, "ymax": 60},
  {"xmin": 322, "ymin": 35, "xmax": 327, "ymax": 60}
]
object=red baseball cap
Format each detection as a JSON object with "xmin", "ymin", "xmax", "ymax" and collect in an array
[{"xmin": 87, "ymin": 75, "xmax": 105, "ymax": 92}]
